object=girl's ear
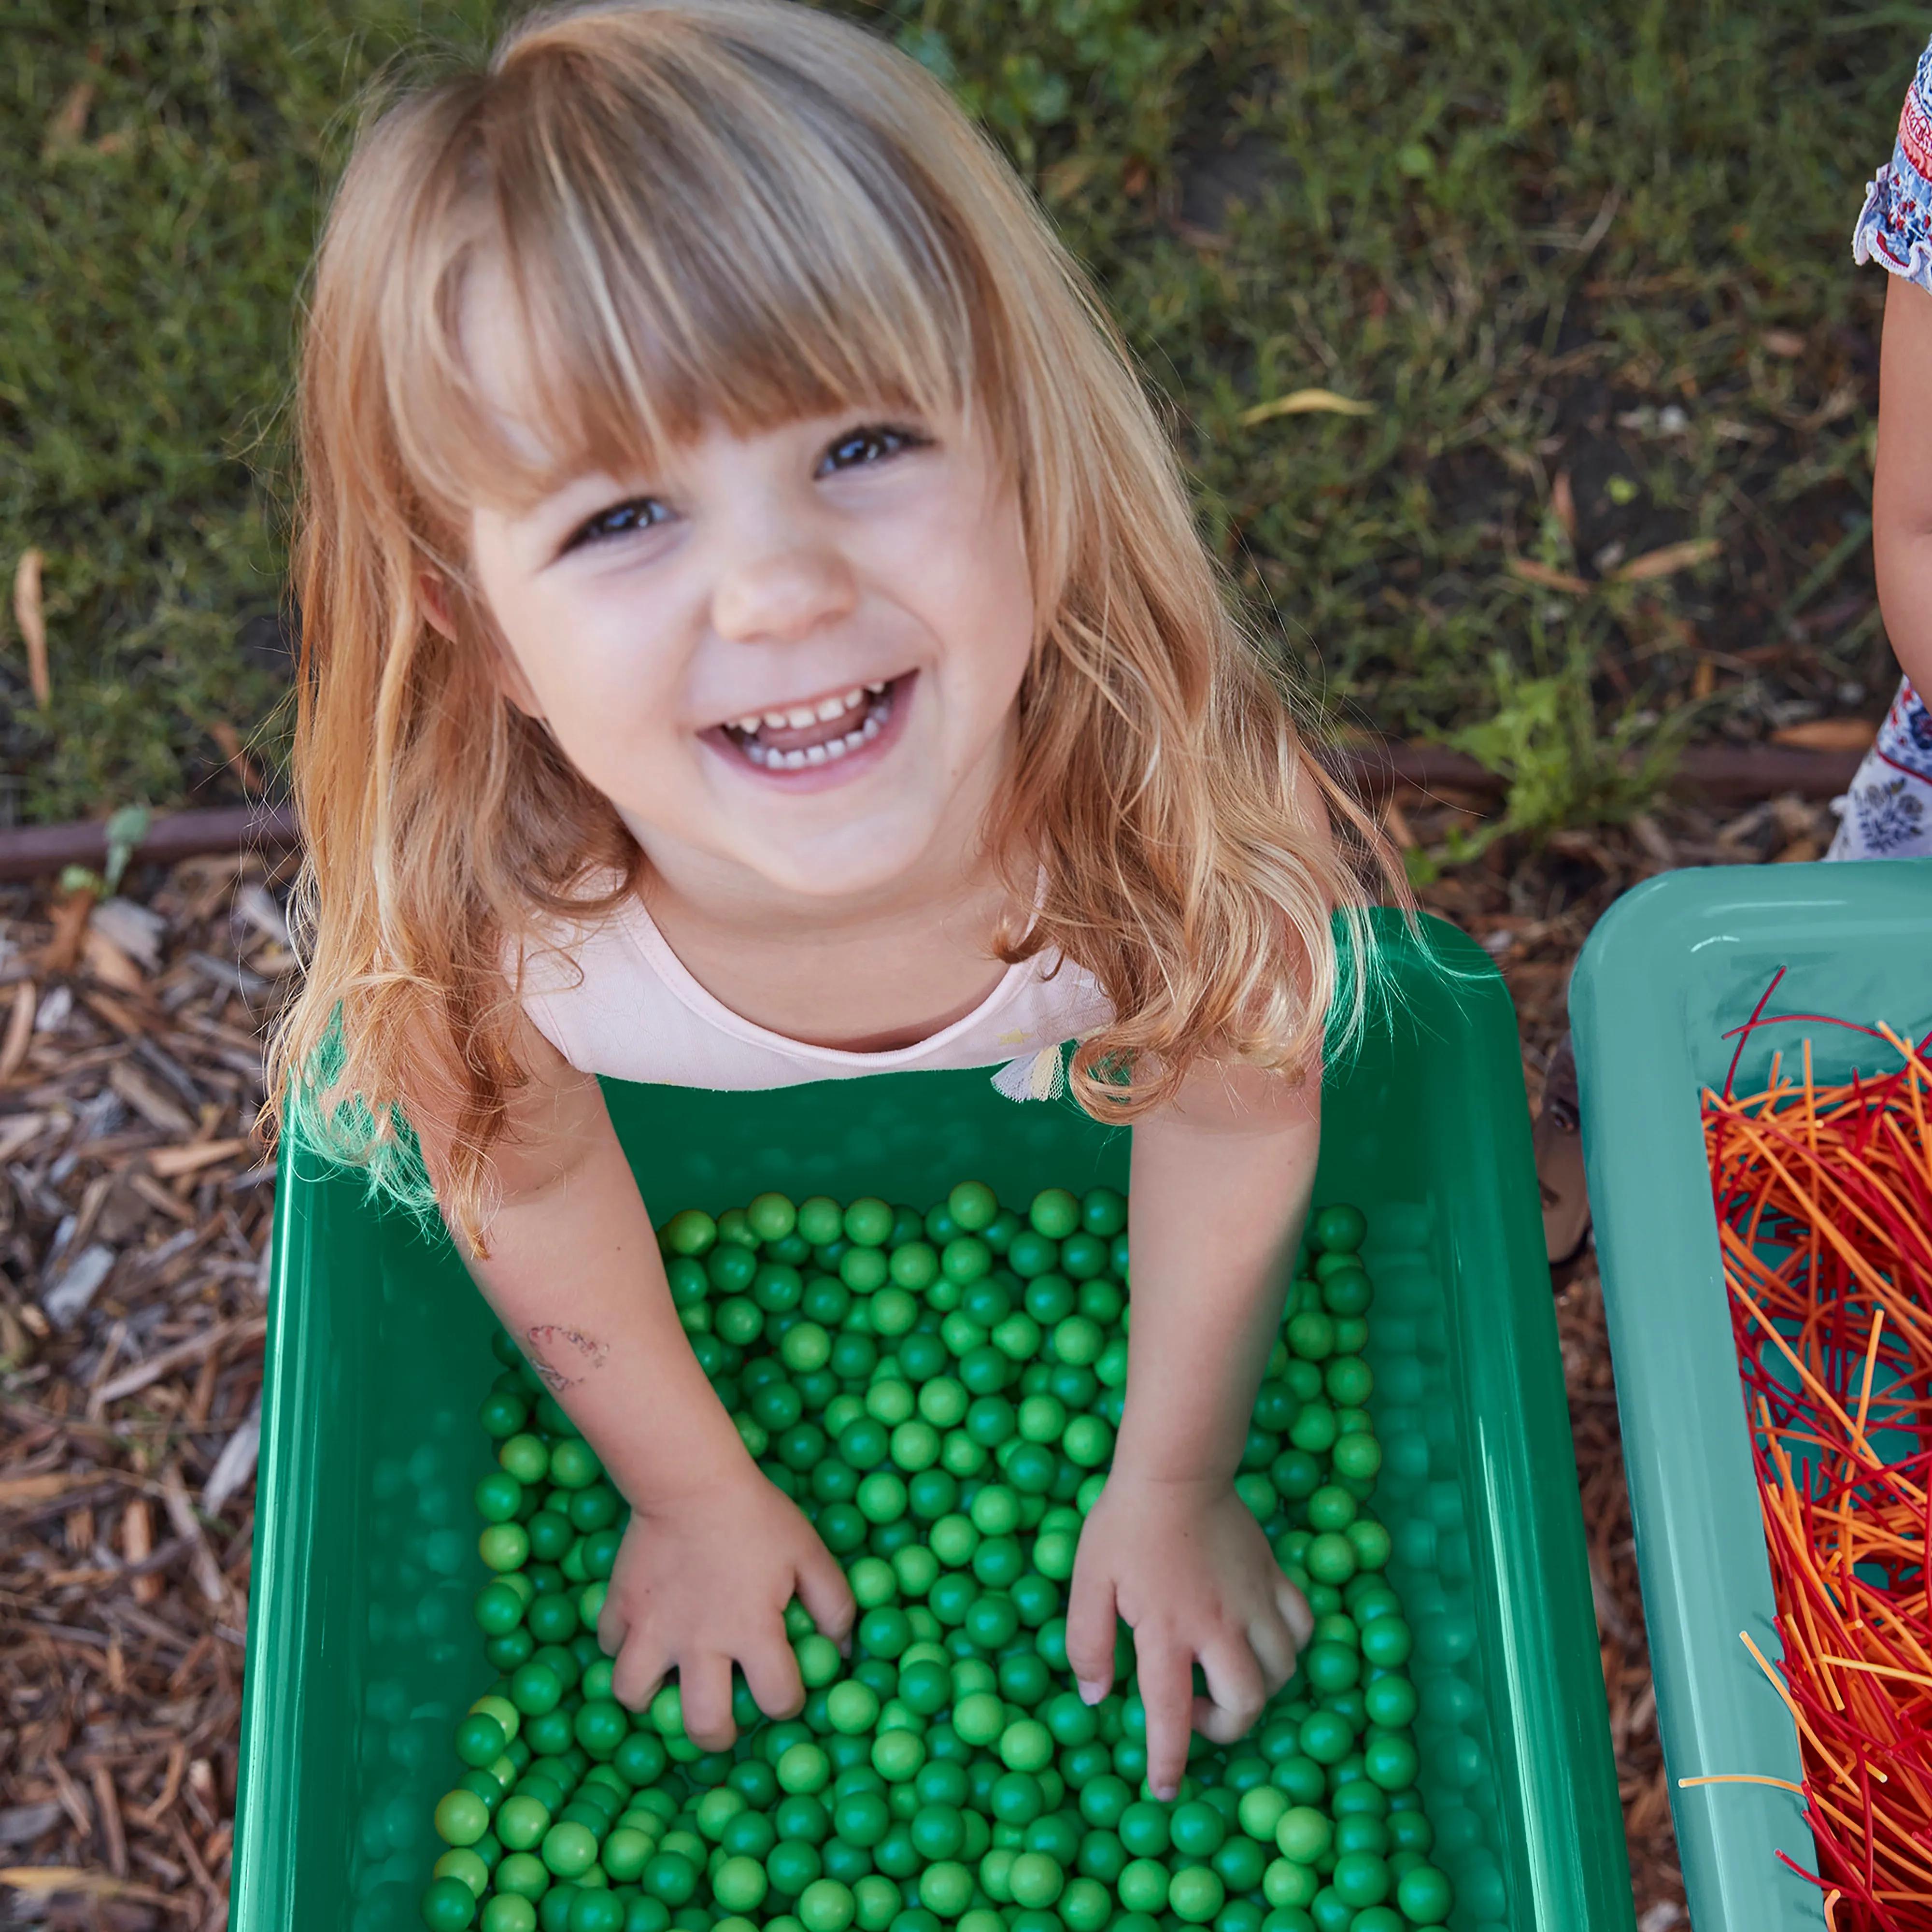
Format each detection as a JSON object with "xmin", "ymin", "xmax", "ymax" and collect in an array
[
  {"xmin": 417, "ymin": 568, "xmax": 547, "ymax": 721},
  {"xmin": 418, "ymin": 568, "xmax": 457, "ymax": 640}
]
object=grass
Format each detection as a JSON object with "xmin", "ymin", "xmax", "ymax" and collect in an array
[{"xmin": 1, "ymin": 0, "xmax": 1922, "ymax": 828}]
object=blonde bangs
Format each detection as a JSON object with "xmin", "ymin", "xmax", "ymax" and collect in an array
[{"xmin": 384, "ymin": 2, "xmax": 999, "ymax": 526}]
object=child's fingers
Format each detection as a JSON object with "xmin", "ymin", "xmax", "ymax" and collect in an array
[
  {"xmin": 1134, "ymin": 1636, "xmax": 1195, "ymax": 1802},
  {"xmin": 611, "ymin": 1631, "xmax": 670, "ymax": 1714},
  {"xmin": 1246, "ymin": 1610, "xmax": 1301, "ymax": 1695},
  {"xmin": 795, "ymin": 1536, "xmax": 858, "ymax": 1648},
  {"xmin": 678, "ymin": 1650, "xmax": 739, "ymax": 1752},
  {"xmin": 740, "ymin": 1628, "xmax": 808, "ymax": 1725},
  {"xmin": 1278, "ymin": 1577, "xmax": 1315, "ymax": 1650},
  {"xmin": 596, "ymin": 1594, "xmax": 629, "ymax": 1662},
  {"xmin": 1192, "ymin": 1634, "xmax": 1268, "ymax": 1746},
  {"xmin": 1062, "ymin": 1567, "xmax": 1119, "ymax": 1705}
]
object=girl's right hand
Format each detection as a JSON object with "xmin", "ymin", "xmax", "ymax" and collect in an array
[{"xmin": 597, "ymin": 1463, "xmax": 855, "ymax": 1748}]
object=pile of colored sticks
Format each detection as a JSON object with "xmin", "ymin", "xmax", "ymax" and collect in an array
[{"xmin": 1701, "ymin": 987, "xmax": 1932, "ymax": 1931}]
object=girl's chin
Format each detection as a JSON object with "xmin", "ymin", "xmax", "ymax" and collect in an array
[{"xmin": 728, "ymin": 822, "xmax": 944, "ymax": 902}]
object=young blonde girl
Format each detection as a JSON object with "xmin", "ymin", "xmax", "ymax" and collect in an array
[{"xmin": 273, "ymin": 0, "xmax": 1399, "ymax": 1803}]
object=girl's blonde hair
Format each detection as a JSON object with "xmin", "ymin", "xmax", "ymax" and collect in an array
[{"xmin": 270, "ymin": 0, "xmax": 1406, "ymax": 1247}]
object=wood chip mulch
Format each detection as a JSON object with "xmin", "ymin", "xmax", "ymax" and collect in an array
[
  {"xmin": 0, "ymin": 853, "xmax": 295, "ymax": 1932},
  {"xmin": 0, "ymin": 786, "xmax": 1852, "ymax": 1930}
]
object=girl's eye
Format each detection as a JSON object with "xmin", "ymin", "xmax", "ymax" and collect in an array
[
  {"xmin": 564, "ymin": 496, "xmax": 669, "ymax": 551},
  {"xmin": 819, "ymin": 424, "xmax": 928, "ymax": 475}
]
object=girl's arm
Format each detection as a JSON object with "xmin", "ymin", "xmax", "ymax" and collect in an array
[
  {"xmin": 426, "ymin": 1013, "xmax": 853, "ymax": 1746},
  {"xmin": 1874, "ymin": 276, "xmax": 1932, "ymax": 697},
  {"xmin": 1063, "ymin": 1054, "xmax": 1318, "ymax": 1799}
]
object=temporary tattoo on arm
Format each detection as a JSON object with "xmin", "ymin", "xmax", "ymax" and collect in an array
[{"xmin": 525, "ymin": 1324, "xmax": 610, "ymax": 1392}]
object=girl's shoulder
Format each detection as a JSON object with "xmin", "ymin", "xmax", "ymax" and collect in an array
[{"xmin": 1854, "ymin": 32, "xmax": 1932, "ymax": 292}]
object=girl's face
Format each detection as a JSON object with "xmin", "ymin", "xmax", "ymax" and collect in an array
[{"xmin": 460, "ymin": 273, "xmax": 1037, "ymax": 909}]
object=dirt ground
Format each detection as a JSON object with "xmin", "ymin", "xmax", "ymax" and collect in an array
[{"xmin": 0, "ymin": 788, "xmax": 1848, "ymax": 1930}]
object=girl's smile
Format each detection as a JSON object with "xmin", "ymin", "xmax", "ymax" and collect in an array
[{"xmin": 706, "ymin": 669, "xmax": 914, "ymax": 788}]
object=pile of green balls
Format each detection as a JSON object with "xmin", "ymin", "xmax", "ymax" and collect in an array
[{"xmin": 419, "ymin": 1183, "xmax": 1455, "ymax": 1932}]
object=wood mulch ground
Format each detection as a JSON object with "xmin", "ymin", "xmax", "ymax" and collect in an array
[
  {"xmin": 0, "ymin": 787, "xmax": 1847, "ymax": 1930},
  {"xmin": 0, "ymin": 853, "xmax": 292, "ymax": 1932}
]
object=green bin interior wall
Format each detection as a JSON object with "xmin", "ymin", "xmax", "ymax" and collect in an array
[{"xmin": 234, "ymin": 914, "xmax": 1630, "ymax": 1931}]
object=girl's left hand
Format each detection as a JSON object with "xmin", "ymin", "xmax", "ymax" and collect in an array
[{"xmin": 1064, "ymin": 1471, "xmax": 1313, "ymax": 1800}]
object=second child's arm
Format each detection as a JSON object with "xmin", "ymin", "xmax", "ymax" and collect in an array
[
  {"xmin": 1875, "ymin": 276, "xmax": 1932, "ymax": 696},
  {"xmin": 424, "ymin": 1012, "xmax": 854, "ymax": 1747}
]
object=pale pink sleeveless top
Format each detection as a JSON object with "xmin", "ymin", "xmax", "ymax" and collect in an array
[{"xmin": 519, "ymin": 894, "xmax": 1114, "ymax": 1103}]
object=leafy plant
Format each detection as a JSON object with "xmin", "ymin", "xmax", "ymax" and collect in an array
[{"xmin": 1444, "ymin": 650, "xmax": 1683, "ymax": 862}]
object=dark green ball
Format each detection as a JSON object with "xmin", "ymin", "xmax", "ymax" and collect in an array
[
  {"xmin": 420, "ymin": 1875, "xmax": 478, "ymax": 1929},
  {"xmin": 1311, "ymin": 1204, "xmax": 1366, "ymax": 1253}
]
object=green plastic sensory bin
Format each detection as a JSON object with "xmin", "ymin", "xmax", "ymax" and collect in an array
[
  {"xmin": 233, "ymin": 914, "xmax": 1631, "ymax": 1932},
  {"xmin": 1569, "ymin": 859, "xmax": 1932, "ymax": 1932}
]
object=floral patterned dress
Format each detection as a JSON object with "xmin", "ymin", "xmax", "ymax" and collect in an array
[{"xmin": 1832, "ymin": 32, "xmax": 1932, "ymax": 859}]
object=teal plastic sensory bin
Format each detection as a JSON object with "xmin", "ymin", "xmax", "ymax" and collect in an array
[
  {"xmin": 1570, "ymin": 858, "xmax": 1932, "ymax": 1932},
  {"xmin": 232, "ymin": 914, "xmax": 1632, "ymax": 1931}
]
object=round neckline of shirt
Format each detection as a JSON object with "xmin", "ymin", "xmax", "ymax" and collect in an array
[{"xmin": 615, "ymin": 894, "xmax": 1039, "ymax": 1064}]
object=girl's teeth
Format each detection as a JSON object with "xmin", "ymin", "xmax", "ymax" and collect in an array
[
  {"xmin": 738, "ymin": 689, "xmax": 875, "ymax": 736},
  {"xmin": 733, "ymin": 682, "xmax": 894, "ymax": 769}
]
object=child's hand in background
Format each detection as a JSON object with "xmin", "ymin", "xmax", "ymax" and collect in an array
[
  {"xmin": 597, "ymin": 1462, "xmax": 854, "ymax": 1748},
  {"xmin": 1065, "ymin": 1471, "xmax": 1312, "ymax": 1798}
]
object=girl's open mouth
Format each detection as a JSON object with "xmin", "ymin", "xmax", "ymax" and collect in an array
[{"xmin": 710, "ymin": 673, "xmax": 912, "ymax": 782}]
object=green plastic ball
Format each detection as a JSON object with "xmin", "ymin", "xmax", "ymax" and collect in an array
[
  {"xmin": 1167, "ymin": 1866, "xmax": 1226, "ymax": 1925},
  {"xmin": 1169, "ymin": 1802, "xmax": 1225, "ymax": 1860},
  {"xmin": 1117, "ymin": 1858, "xmax": 1170, "ymax": 1913},
  {"xmin": 435, "ymin": 1790, "xmax": 491, "ymax": 1848},
  {"xmin": 1311, "ymin": 1204, "xmax": 1365, "ymax": 1253},
  {"xmin": 1396, "ymin": 1863, "xmax": 1454, "ymax": 1924},
  {"xmin": 421, "ymin": 1876, "xmax": 479, "ymax": 1929},
  {"xmin": 1007, "ymin": 1851, "xmax": 1065, "ymax": 1908},
  {"xmin": 638, "ymin": 1849, "xmax": 697, "ymax": 1905},
  {"xmin": 713, "ymin": 1855, "xmax": 771, "ymax": 1913},
  {"xmin": 1263, "ymin": 1858, "xmax": 1319, "ymax": 1911},
  {"xmin": 1330, "ymin": 1851, "xmax": 1390, "ymax": 1908},
  {"xmin": 1028, "ymin": 1190, "xmax": 1080, "ymax": 1240},
  {"xmin": 540, "ymin": 1822, "xmax": 598, "ymax": 1880},
  {"xmin": 1361, "ymin": 1733, "xmax": 1420, "ymax": 1791}
]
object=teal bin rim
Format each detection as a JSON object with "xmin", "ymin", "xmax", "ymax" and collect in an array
[
  {"xmin": 233, "ymin": 910, "xmax": 1633, "ymax": 1931},
  {"xmin": 1568, "ymin": 858, "xmax": 1932, "ymax": 1932}
]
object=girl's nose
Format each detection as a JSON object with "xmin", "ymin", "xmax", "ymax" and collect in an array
[{"xmin": 710, "ymin": 538, "xmax": 858, "ymax": 646}]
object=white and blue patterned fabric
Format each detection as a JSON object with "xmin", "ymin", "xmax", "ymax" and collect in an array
[{"xmin": 1832, "ymin": 36, "xmax": 1932, "ymax": 860}]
